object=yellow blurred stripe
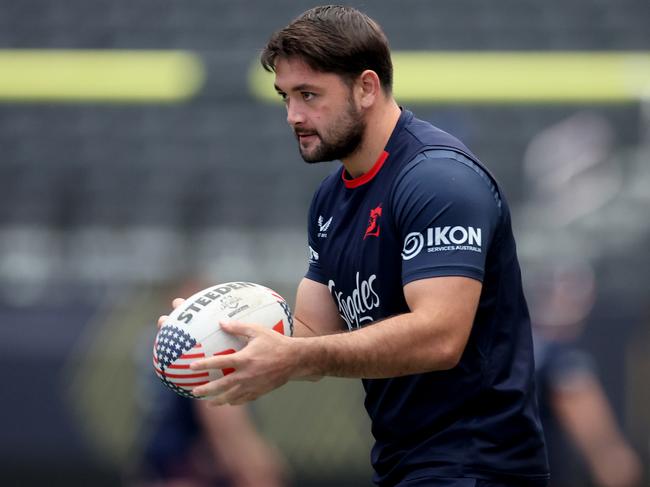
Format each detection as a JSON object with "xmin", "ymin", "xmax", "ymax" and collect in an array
[
  {"xmin": 0, "ymin": 49, "xmax": 205, "ymax": 102},
  {"xmin": 250, "ymin": 51, "xmax": 650, "ymax": 104}
]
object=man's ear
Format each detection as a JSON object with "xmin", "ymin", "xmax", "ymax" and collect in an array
[{"xmin": 356, "ymin": 69, "xmax": 381, "ymax": 109}]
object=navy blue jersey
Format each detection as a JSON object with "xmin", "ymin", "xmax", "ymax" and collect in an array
[{"xmin": 306, "ymin": 110, "xmax": 549, "ymax": 485}]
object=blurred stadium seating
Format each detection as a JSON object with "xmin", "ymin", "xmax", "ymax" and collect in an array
[{"xmin": 0, "ymin": 1, "xmax": 648, "ymax": 486}]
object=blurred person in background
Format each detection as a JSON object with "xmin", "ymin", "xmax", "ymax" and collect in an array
[
  {"xmin": 135, "ymin": 395, "xmax": 288, "ymax": 487},
  {"xmin": 161, "ymin": 6, "xmax": 549, "ymax": 486},
  {"xmin": 136, "ymin": 280, "xmax": 288, "ymax": 487},
  {"xmin": 527, "ymin": 260, "xmax": 642, "ymax": 487},
  {"xmin": 517, "ymin": 111, "xmax": 646, "ymax": 487}
]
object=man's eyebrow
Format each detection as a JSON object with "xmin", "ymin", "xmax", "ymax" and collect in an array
[{"xmin": 274, "ymin": 83, "xmax": 320, "ymax": 93}]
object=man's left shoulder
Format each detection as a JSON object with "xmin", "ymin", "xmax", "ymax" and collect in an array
[{"xmin": 404, "ymin": 115, "xmax": 468, "ymax": 151}]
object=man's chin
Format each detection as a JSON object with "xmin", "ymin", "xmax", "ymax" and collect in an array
[
  {"xmin": 298, "ymin": 140, "xmax": 352, "ymax": 163},
  {"xmin": 299, "ymin": 145, "xmax": 328, "ymax": 163},
  {"xmin": 300, "ymin": 153, "xmax": 327, "ymax": 164}
]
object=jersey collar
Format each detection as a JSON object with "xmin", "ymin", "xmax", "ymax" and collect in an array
[
  {"xmin": 341, "ymin": 108, "xmax": 412, "ymax": 189},
  {"xmin": 342, "ymin": 150, "xmax": 389, "ymax": 189}
]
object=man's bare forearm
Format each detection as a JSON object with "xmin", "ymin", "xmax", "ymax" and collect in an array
[{"xmin": 293, "ymin": 311, "xmax": 464, "ymax": 380}]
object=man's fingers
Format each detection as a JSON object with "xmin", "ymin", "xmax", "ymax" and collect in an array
[
  {"xmin": 206, "ymin": 385, "xmax": 256, "ymax": 407},
  {"xmin": 156, "ymin": 298, "xmax": 186, "ymax": 329},
  {"xmin": 191, "ymin": 352, "xmax": 240, "ymax": 372},
  {"xmin": 220, "ymin": 320, "xmax": 261, "ymax": 338},
  {"xmin": 194, "ymin": 375, "xmax": 238, "ymax": 398}
]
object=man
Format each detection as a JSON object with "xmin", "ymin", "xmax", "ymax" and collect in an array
[{"xmin": 163, "ymin": 6, "xmax": 550, "ymax": 486}]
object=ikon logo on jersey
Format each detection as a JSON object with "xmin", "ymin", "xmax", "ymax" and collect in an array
[
  {"xmin": 402, "ymin": 226, "xmax": 482, "ymax": 260},
  {"xmin": 364, "ymin": 204, "xmax": 382, "ymax": 239}
]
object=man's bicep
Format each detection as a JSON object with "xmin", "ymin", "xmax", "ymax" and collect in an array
[
  {"xmin": 293, "ymin": 278, "xmax": 344, "ymax": 337},
  {"xmin": 403, "ymin": 276, "xmax": 481, "ymax": 365}
]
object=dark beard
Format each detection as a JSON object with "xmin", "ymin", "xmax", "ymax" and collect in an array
[{"xmin": 298, "ymin": 102, "xmax": 366, "ymax": 163}]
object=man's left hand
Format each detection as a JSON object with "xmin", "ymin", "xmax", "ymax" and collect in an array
[{"xmin": 190, "ymin": 321, "xmax": 300, "ymax": 406}]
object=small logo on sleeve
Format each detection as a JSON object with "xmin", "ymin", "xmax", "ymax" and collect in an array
[
  {"xmin": 318, "ymin": 216, "xmax": 333, "ymax": 238},
  {"xmin": 308, "ymin": 245, "xmax": 319, "ymax": 263},
  {"xmin": 363, "ymin": 204, "xmax": 383, "ymax": 239},
  {"xmin": 401, "ymin": 226, "xmax": 482, "ymax": 260}
]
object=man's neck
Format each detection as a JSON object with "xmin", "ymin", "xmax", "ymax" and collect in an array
[{"xmin": 342, "ymin": 100, "xmax": 401, "ymax": 178}]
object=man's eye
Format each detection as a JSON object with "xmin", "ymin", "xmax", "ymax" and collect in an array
[{"xmin": 302, "ymin": 92, "xmax": 315, "ymax": 101}]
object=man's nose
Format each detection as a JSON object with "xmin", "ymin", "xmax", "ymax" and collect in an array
[{"xmin": 286, "ymin": 101, "xmax": 305, "ymax": 127}]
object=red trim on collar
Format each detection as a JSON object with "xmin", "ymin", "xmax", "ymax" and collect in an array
[{"xmin": 342, "ymin": 150, "xmax": 389, "ymax": 189}]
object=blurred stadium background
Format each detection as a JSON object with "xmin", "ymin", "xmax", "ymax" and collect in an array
[{"xmin": 1, "ymin": 1, "xmax": 649, "ymax": 486}]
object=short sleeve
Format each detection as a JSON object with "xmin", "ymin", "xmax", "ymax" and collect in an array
[
  {"xmin": 305, "ymin": 187, "xmax": 327, "ymax": 284},
  {"xmin": 544, "ymin": 342, "xmax": 597, "ymax": 391},
  {"xmin": 392, "ymin": 150, "xmax": 502, "ymax": 285}
]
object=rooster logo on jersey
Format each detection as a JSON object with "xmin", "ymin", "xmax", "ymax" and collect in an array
[{"xmin": 364, "ymin": 204, "xmax": 383, "ymax": 239}]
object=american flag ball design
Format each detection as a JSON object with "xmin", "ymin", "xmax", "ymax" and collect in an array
[
  {"xmin": 152, "ymin": 282, "xmax": 293, "ymax": 400},
  {"xmin": 153, "ymin": 325, "xmax": 208, "ymax": 399}
]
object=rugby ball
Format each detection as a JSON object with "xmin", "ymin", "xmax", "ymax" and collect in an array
[{"xmin": 153, "ymin": 282, "xmax": 293, "ymax": 399}]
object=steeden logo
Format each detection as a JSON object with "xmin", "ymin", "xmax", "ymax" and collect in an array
[{"xmin": 364, "ymin": 204, "xmax": 382, "ymax": 239}]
